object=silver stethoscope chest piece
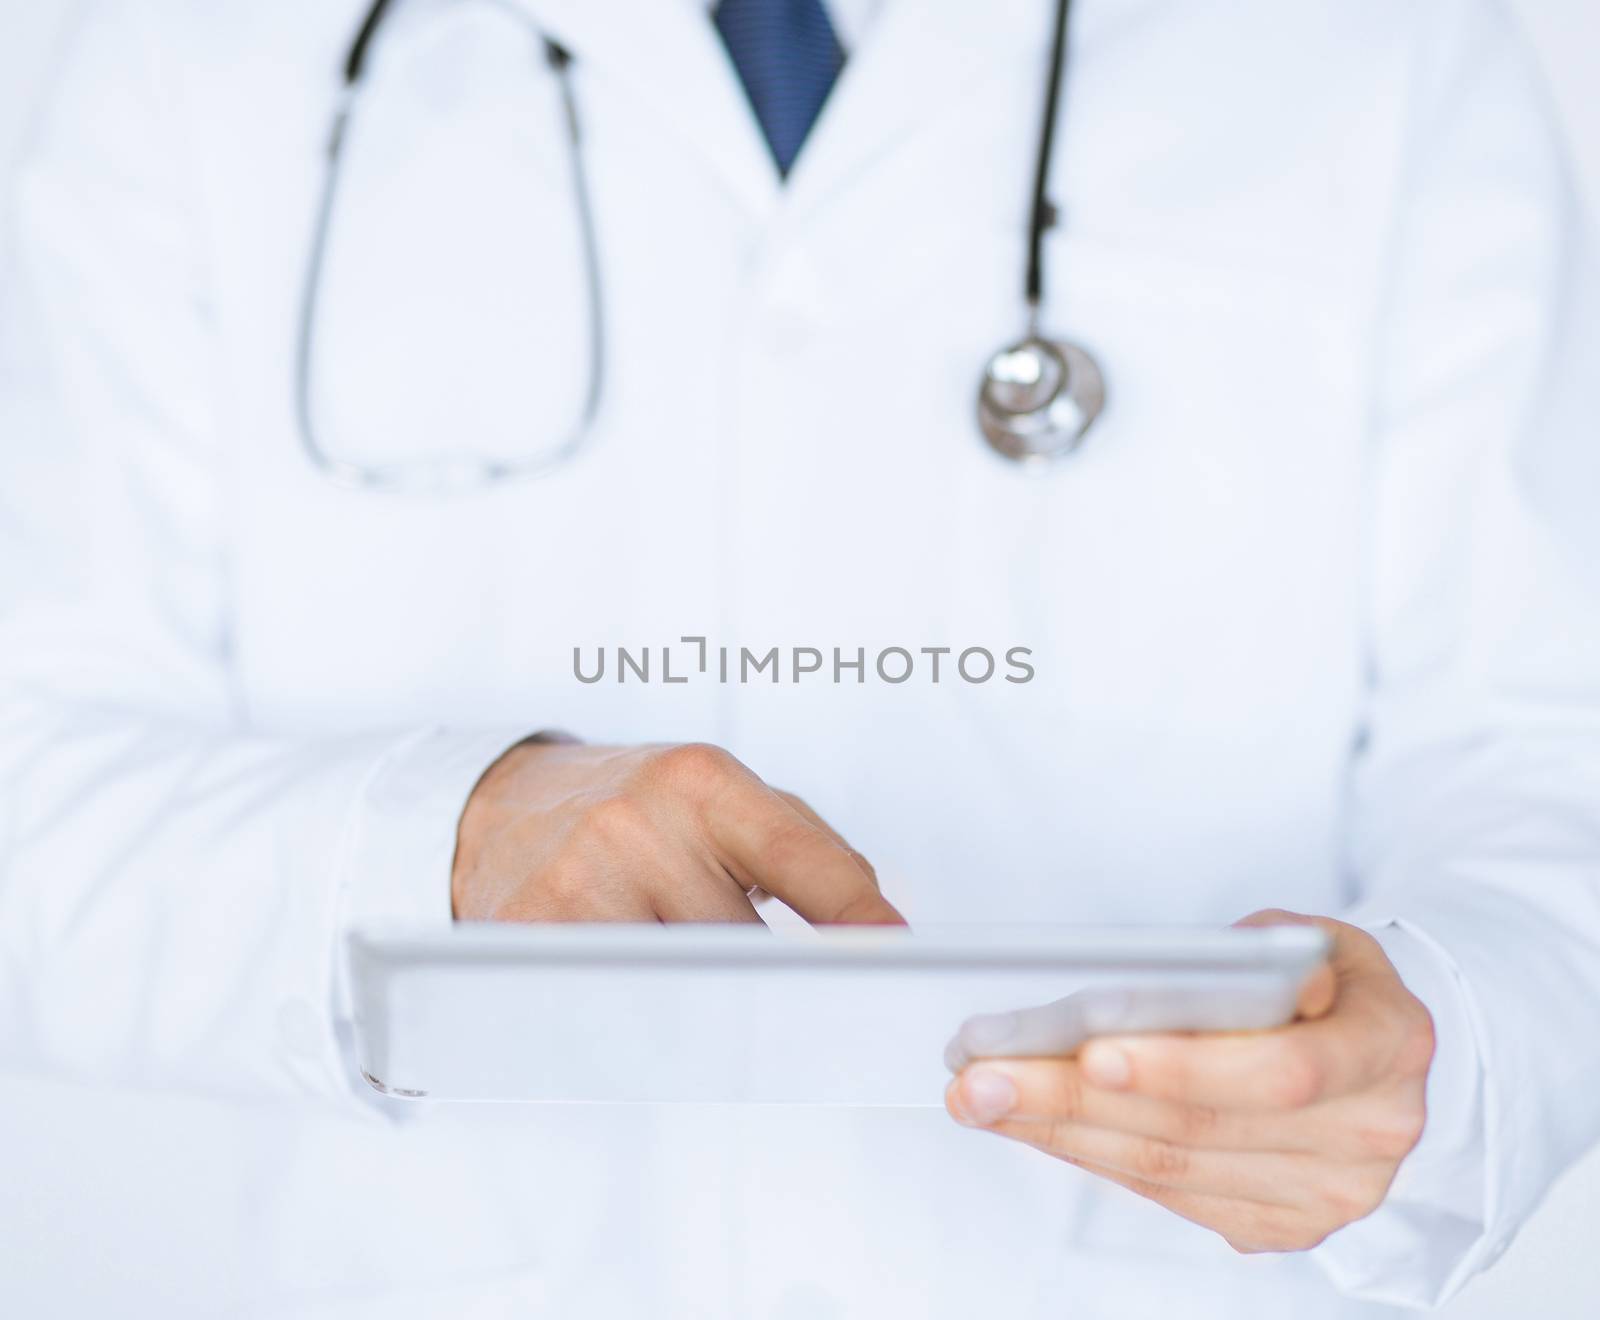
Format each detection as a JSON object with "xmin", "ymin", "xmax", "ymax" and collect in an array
[
  {"xmin": 976, "ymin": 0, "xmax": 1107, "ymax": 466},
  {"xmin": 978, "ymin": 335, "xmax": 1105, "ymax": 462}
]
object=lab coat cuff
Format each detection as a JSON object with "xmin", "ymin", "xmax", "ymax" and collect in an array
[
  {"xmin": 321, "ymin": 726, "xmax": 547, "ymax": 1107},
  {"xmin": 335, "ymin": 727, "xmax": 535, "ymax": 1021},
  {"xmin": 1308, "ymin": 910, "xmax": 1490, "ymax": 1308}
]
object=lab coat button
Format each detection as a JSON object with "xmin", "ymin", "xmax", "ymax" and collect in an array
[{"xmin": 277, "ymin": 998, "xmax": 325, "ymax": 1059}]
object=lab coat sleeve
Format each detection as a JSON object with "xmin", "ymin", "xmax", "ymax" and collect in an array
[
  {"xmin": 0, "ymin": 1, "xmax": 522, "ymax": 1106},
  {"xmin": 1310, "ymin": 0, "xmax": 1600, "ymax": 1305}
]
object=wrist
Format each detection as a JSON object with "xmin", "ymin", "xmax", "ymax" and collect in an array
[{"xmin": 452, "ymin": 730, "xmax": 579, "ymax": 915}]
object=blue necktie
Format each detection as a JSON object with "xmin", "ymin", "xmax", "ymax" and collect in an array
[{"xmin": 714, "ymin": 0, "xmax": 845, "ymax": 177}]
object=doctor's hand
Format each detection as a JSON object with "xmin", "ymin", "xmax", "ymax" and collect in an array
[
  {"xmin": 945, "ymin": 912, "xmax": 1434, "ymax": 1254},
  {"xmin": 452, "ymin": 739, "xmax": 904, "ymax": 926}
]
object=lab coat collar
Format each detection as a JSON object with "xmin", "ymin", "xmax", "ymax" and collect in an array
[
  {"xmin": 507, "ymin": 0, "xmax": 1038, "ymax": 222},
  {"xmin": 780, "ymin": 0, "xmax": 1040, "ymax": 219},
  {"xmin": 509, "ymin": 0, "xmax": 781, "ymax": 215}
]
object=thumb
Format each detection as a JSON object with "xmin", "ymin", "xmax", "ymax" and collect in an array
[{"xmin": 1235, "ymin": 908, "xmax": 1338, "ymax": 1021}]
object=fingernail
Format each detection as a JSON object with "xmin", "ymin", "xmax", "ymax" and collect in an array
[
  {"xmin": 960, "ymin": 1068, "xmax": 1017, "ymax": 1124},
  {"xmin": 1082, "ymin": 1043, "xmax": 1131, "ymax": 1089}
]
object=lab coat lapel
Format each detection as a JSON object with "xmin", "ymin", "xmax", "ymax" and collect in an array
[
  {"xmin": 510, "ymin": 0, "xmax": 781, "ymax": 215},
  {"xmin": 782, "ymin": 0, "xmax": 1040, "ymax": 217},
  {"xmin": 497, "ymin": 0, "xmax": 1039, "ymax": 222}
]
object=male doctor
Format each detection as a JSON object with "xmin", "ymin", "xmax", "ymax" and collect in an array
[{"xmin": 2, "ymin": 0, "xmax": 1599, "ymax": 1317}]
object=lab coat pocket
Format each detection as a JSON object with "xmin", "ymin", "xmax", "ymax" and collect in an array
[{"xmin": 1015, "ymin": 232, "xmax": 1366, "ymax": 737}]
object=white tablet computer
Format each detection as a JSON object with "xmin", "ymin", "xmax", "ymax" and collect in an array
[{"xmin": 347, "ymin": 922, "xmax": 1329, "ymax": 1106}]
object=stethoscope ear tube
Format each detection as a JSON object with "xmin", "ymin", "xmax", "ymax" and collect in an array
[
  {"xmin": 298, "ymin": 1, "xmax": 605, "ymax": 493},
  {"xmin": 343, "ymin": 0, "xmax": 396, "ymax": 85}
]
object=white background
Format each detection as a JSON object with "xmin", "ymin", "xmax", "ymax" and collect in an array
[{"xmin": 1, "ymin": 1, "xmax": 1596, "ymax": 1314}]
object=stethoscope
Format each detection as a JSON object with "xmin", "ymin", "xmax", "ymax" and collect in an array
[{"xmin": 298, "ymin": 0, "xmax": 1103, "ymax": 492}]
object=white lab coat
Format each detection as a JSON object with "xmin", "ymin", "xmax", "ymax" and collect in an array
[{"xmin": 2, "ymin": 0, "xmax": 1598, "ymax": 1316}]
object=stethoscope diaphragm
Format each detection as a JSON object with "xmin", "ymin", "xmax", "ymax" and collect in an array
[{"xmin": 977, "ymin": 336, "xmax": 1106, "ymax": 463}]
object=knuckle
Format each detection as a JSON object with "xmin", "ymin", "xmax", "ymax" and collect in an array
[
  {"xmin": 1398, "ymin": 1005, "xmax": 1437, "ymax": 1078},
  {"xmin": 1352, "ymin": 1124, "xmax": 1412, "ymax": 1164},
  {"xmin": 1135, "ymin": 1138, "xmax": 1189, "ymax": 1182},
  {"xmin": 1229, "ymin": 1207, "xmax": 1329, "ymax": 1255},
  {"xmin": 764, "ymin": 822, "xmax": 875, "ymax": 920},
  {"xmin": 1280, "ymin": 1222, "xmax": 1335, "ymax": 1253},
  {"xmin": 765, "ymin": 817, "xmax": 824, "ymax": 870},
  {"xmin": 1054, "ymin": 1069, "xmax": 1087, "ymax": 1122},
  {"xmin": 1356, "ymin": 1097, "xmax": 1427, "ymax": 1162},
  {"xmin": 1225, "ymin": 1232, "xmax": 1279, "ymax": 1256},
  {"xmin": 1359, "ymin": 1165, "xmax": 1396, "ymax": 1216},
  {"xmin": 575, "ymin": 793, "xmax": 652, "ymax": 845},
  {"xmin": 1177, "ymin": 1102, "xmax": 1221, "ymax": 1143},
  {"xmin": 492, "ymin": 892, "xmax": 542, "ymax": 922},
  {"xmin": 650, "ymin": 741, "xmax": 735, "ymax": 792},
  {"xmin": 1038, "ymin": 1117, "xmax": 1076, "ymax": 1154},
  {"xmin": 1223, "ymin": 1209, "xmax": 1288, "ymax": 1255},
  {"xmin": 1268, "ymin": 1044, "xmax": 1325, "ymax": 1109},
  {"xmin": 1396, "ymin": 1093, "xmax": 1428, "ymax": 1148},
  {"xmin": 780, "ymin": 793, "xmax": 880, "ymax": 884},
  {"xmin": 536, "ymin": 862, "xmax": 589, "ymax": 905},
  {"xmin": 1317, "ymin": 1167, "xmax": 1390, "ymax": 1227}
]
